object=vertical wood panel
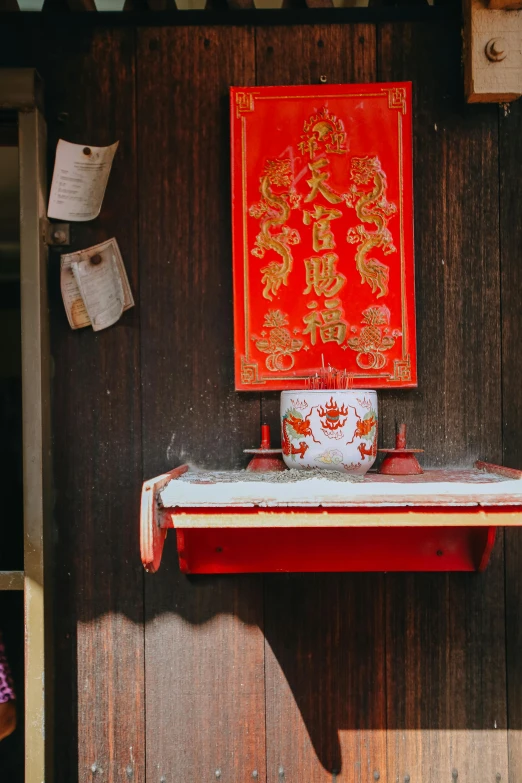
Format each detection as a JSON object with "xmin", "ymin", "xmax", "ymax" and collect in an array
[
  {"xmin": 378, "ymin": 21, "xmax": 506, "ymax": 783},
  {"xmin": 377, "ymin": 21, "xmax": 502, "ymax": 467},
  {"xmin": 256, "ymin": 26, "xmax": 387, "ymax": 783},
  {"xmin": 137, "ymin": 27, "xmax": 267, "ymax": 783},
  {"xmin": 264, "ymin": 572, "xmax": 386, "ymax": 783},
  {"xmin": 499, "ymin": 97, "xmax": 522, "ymax": 783},
  {"xmin": 40, "ymin": 28, "xmax": 145, "ymax": 783}
]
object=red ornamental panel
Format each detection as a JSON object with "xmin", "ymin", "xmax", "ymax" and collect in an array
[{"xmin": 230, "ymin": 83, "xmax": 417, "ymax": 391}]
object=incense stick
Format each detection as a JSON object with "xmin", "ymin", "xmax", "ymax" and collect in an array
[{"xmin": 305, "ymin": 366, "xmax": 354, "ymax": 390}]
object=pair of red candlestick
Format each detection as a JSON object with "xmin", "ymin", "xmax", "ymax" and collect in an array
[{"xmin": 245, "ymin": 423, "xmax": 423, "ymax": 475}]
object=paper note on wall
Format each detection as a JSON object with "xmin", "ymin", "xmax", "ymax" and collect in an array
[
  {"xmin": 48, "ymin": 140, "xmax": 119, "ymax": 221},
  {"xmin": 60, "ymin": 239, "xmax": 134, "ymax": 331}
]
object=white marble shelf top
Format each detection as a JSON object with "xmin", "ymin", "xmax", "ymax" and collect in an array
[{"xmin": 159, "ymin": 466, "xmax": 522, "ymax": 510}]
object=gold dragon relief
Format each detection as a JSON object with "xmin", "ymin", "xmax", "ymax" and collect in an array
[
  {"xmin": 249, "ymin": 159, "xmax": 301, "ymax": 301},
  {"xmin": 345, "ymin": 156, "xmax": 397, "ymax": 299}
]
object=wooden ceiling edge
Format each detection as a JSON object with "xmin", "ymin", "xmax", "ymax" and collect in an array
[
  {"xmin": 66, "ymin": 0, "xmax": 97, "ymax": 9},
  {"xmin": 226, "ymin": 0, "xmax": 256, "ymax": 10},
  {"xmin": 488, "ymin": 0, "xmax": 522, "ymax": 8},
  {"xmin": 146, "ymin": 0, "xmax": 178, "ymax": 10},
  {"xmin": 0, "ymin": 5, "xmax": 462, "ymax": 22},
  {"xmin": 0, "ymin": 69, "xmax": 43, "ymax": 112},
  {"xmin": 0, "ymin": 0, "xmax": 20, "ymax": 10}
]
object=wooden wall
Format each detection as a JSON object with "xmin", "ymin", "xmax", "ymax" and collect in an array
[{"xmin": 1, "ymin": 16, "xmax": 522, "ymax": 783}]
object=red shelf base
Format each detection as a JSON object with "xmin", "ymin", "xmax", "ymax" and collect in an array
[{"xmin": 175, "ymin": 526, "xmax": 497, "ymax": 575}]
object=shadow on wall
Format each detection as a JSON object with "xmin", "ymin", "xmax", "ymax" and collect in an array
[{"xmin": 75, "ymin": 526, "xmax": 513, "ymax": 778}]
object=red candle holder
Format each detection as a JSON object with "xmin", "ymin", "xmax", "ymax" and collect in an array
[
  {"xmin": 244, "ymin": 424, "xmax": 286, "ymax": 472},
  {"xmin": 378, "ymin": 423, "xmax": 424, "ymax": 475}
]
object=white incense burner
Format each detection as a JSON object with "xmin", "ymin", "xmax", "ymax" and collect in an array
[{"xmin": 280, "ymin": 389, "xmax": 378, "ymax": 475}]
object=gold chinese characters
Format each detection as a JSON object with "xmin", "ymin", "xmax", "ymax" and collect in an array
[{"xmin": 248, "ymin": 106, "xmax": 401, "ymax": 373}]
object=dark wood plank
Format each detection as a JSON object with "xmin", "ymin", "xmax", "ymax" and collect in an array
[
  {"xmin": 36, "ymin": 28, "xmax": 145, "ymax": 783},
  {"xmin": 144, "ymin": 0, "xmax": 177, "ymax": 10},
  {"xmin": 386, "ymin": 544, "xmax": 508, "ymax": 781},
  {"xmin": 264, "ymin": 572, "xmax": 386, "ymax": 783},
  {"xmin": 225, "ymin": 0, "xmax": 255, "ymax": 10},
  {"xmin": 138, "ymin": 26, "xmax": 259, "ymax": 477},
  {"xmin": 41, "ymin": 0, "xmax": 72, "ymax": 11},
  {"xmin": 379, "ymin": 21, "xmax": 506, "ymax": 783},
  {"xmin": 499, "ymin": 97, "xmax": 522, "ymax": 783},
  {"xmin": 123, "ymin": 0, "xmax": 149, "ymax": 10},
  {"xmin": 137, "ymin": 27, "xmax": 266, "ymax": 783},
  {"xmin": 256, "ymin": 25, "xmax": 387, "ymax": 783},
  {"xmin": 0, "ymin": 0, "xmax": 20, "ymax": 11},
  {"xmin": 65, "ymin": 0, "xmax": 97, "ymax": 9},
  {"xmin": 377, "ymin": 21, "xmax": 502, "ymax": 468},
  {"xmin": 305, "ymin": 0, "xmax": 333, "ymax": 7}
]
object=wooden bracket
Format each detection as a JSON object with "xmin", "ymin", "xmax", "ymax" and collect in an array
[
  {"xmin": 140, "ymin": 464, "xmax": 188, "ymax": 573},
  {"xmin": 489, "ymin": 0, "xmax": 522, "ymax": 10},
  {"xmin": 464, "ymin": 0, "xmax": 522, "ymax": 102}
]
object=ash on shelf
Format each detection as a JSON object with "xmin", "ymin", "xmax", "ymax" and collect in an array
[{"xmin": 180, "ymin": 468, "xmax": 363, "ymax": 484}]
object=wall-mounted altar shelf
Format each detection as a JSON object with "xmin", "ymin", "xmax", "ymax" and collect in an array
[{"xmin": 140, "ymin": 462, "xmax": 522, "ymax": 575}]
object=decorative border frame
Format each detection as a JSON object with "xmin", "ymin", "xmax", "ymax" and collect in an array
[{"xmin": 231, "ymin": 83, "xmax": 416, "ymax": 389}]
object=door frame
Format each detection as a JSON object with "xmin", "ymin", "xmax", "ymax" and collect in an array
[{"xmin": 0, "ymin": 68, "xmax": 53, "ymax": 783}]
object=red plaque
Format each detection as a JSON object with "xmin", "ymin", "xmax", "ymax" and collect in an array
[{"xmin": 230, "ymin": 83, "xmax": 417, "ymax": 391}]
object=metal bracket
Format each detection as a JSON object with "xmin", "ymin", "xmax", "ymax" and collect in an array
[{"xmin": 45, "ymin": 221, "xmax": 70, "ymax": 247}]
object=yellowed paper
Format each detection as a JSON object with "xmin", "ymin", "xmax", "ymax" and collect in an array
[
  {"xmin": 60, "ymin": 239, "xmax": 134, "ymax": 331},
  {"xmin": 72, "ymin": 257, "xmax": 123, "ymax": 332},
  {"xmin": 48, "ymin": 140, "xmax": 119, "ymax": 221}
]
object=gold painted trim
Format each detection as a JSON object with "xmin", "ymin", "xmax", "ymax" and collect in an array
[
  {"xmin": 241, "ymin": 117, "xmax": 250, "ymax": 357},
  {"xmin": 172, "ymin": 508, "xmax": 522, "ymax": 529},
  {"xmin": 239, "ymin": 88, "xmax": 412, "ymax": 385},
  {"xmin": 398, "ymin": 111, "xmax": 407, "ymax": 358},
  {"xmin": 256, "ymin": 93, "xmax": 384, "ymax": 101}
]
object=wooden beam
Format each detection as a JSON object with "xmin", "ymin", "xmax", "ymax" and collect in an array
[
  {"xmin": 464, "ymin": 0, "xmax": 522, "ymax": 102},
  {"xmin": 0, "ymin": 69, "xmax": 43, "ymax": 111},
  {"xmin": 0, "ymin": 112, "xmax": 18, "ymax": 146},
  {"xmin": 144, "ymin": 0, "xmax": 177, "ymax": 9},
  {"xmin": 0, "ymin": 571, "xmax": 24, "ymax": 591},
  {"xmin": 123, "ymin": 0, "xmax": 149, "ymax": 10},
  {"xmin": 305, "ymin": 0, "xmax": 333, "ymax": 7},
  {"xmin": 489, "ymin": 0, "xmax": 522, "ymax": 9},
  {"xmin": 225, "ymin": 0, "xmax": 255, "ymax": 10},
  {"xmin": 43, "ymin": 0, "xmax": 96, "ymax": 9},
  {"xmin": 66, "ymin": 0, "xmax": 97, "ymax": 9}
]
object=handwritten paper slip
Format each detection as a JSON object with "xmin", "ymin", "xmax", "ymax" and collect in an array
[
  {"xmin": 60, "ymin": 239, "xmax": 134, "ymax": 332},
  {"xmin": 48, "ymin": 140, "xmax": 119, "ymax": 221}
]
